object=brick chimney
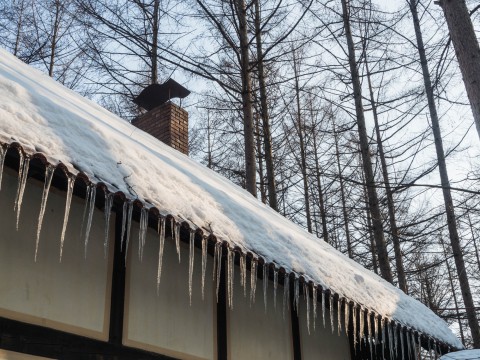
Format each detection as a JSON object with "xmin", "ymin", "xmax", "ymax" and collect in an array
[{"xmin": 132, "ymin": 79, "xmax": 190, "ymax": 155}]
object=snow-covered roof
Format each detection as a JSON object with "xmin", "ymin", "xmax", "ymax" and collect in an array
[
  {"xmin": 0, "ymin": 49, "xmax": 463, "ymax": 349},
  {"xmin": 439, "ymin": 350, "xmax": 480, "ymax": 360}
]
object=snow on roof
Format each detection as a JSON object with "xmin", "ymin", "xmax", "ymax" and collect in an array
[
  {"xmin": 0, "ymin": 49, "xmax": 462, "ymax": 348},
  {"xmin": 440, "ymin": 350, "xmax": 480, "ymax": 360}
]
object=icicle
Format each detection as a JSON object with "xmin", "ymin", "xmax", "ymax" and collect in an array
[
  {"xmin": 322, "ymin": 291, "xmax": 326, "ymax": 328},
  {"xmin": 239, "ymin": 254, "xmax": 245, "ymax": 292},
  {"xmin": 407, "ymin": 328, "xmax": 412, "ymax": 360},
  {"xmin": 215, "ymin": 243, "xmax": 222, "ymax": 303},
  {"xmin": 156, "ymin": 217, "xmax": 165, "ymax": 294},
  {"xmin": 124, "ymin": 201, "xmax": 133, "ymax": 263},
  {"xmin": 381, "ymin": 318, "xmax": 386, "ymax": 360},
  {"xmin": 175, "ymin": 222, "xmax": 181, "ymax": 263},
  {"xmin": 250, "ymin": 258, "xmax": 257, "ymax": 306},
  {"xmin": 366, "ymin": 310, "xmax": 372, "ymax": 355},
  {"xmin": 201, "ymin": 237, "xmax": 207, "ymax": 300},
  {"xmin": 103, "ymin": 192, "xmax": 114, "ymax": 258},
  {"xmin": 35, "ymin": 164, "xmax": 54, "ymax": 261},
  {"xmin": 273, "ymin": 269, "xmax": 279, "ymax": 309},
  {"xmin": 213, "ymin": 241, "xmax": 218, "ymax": 281},
  {"xmin": 337, "ymin": 298, "xmax": 342, "ymax": 336},
  {"xmin": 304, "ymin": 283, "xmax": 310, "ymax": 335},
  {"xmin": 282, "ymin": 274, "xmax": 290, "ymax": 320},
  {"xmin": 227, "ymin": 247, "xmax": 234, "ymax": 309},
  {"xmin": 0, "ymin": 145, "xmax": 6, "ymax": 191},
  {"xmin": 14, "ymin": 155, "xmax": 29, "ymax": 230},
  {"xmin": 412, "ymin": 332, "xmax": 417, "ymax": 360},
  {"xmin": 263, "ymin": 263, "xmax": 268, "ymax": 311},
  {"xmin": 188, "ymin": 231, "xmax": 195, "ymax": 306},
  {"xmin": 59, "ymin": 175, "xmax": 75, "ymax": 261},
  {"xmin": 352, "ymin": 306, "xmax": 357, "ymax": 347},
  {"xmin": 400, "ymin": 327, "xmax": 405, "ymax": 360},
  {"xmin": 312, "ymin": 285, "xmax": 317, "ymax": 330},
  {"xmin": 428, "ymin": 337, "xmax": 432, "ymax": 359},
  {"xmin": 344, "ymin": 302, "xmax": 349, "ymax": 340},
  {"xmin": 294, "ymin": 276, "xmax": 299, "ymax": 312},
  {"xmin": 359, "ymin": 307, "xmax": 364, "ymax": 344},
  {"xmin": 388, "ymin": 320, "xmax": 394, "ymax": 360},
  {"xmin": 330, "ymin": 294, "xmax": 334, "ymax": 334},
  {"xmin": 83, "ymin": 185, "xmax": 96, "ymax": 258},
  {"xmin": 80, "ymin": 185, "xmax": 91, "ymax": 240},
  {"xmin": 138, "ymin": 207, "xmax": 148, "ymax": 261},
  {"xmin": 394, "ymin": 323, "xmax": 399, "ymax": 359},
  {"xmin": 374, "ymin": 314, "xmax": 379, "ymax": 346},
  {"xmin": 120, "ymin": 202, "xmax": 127, "ymax": 252}
]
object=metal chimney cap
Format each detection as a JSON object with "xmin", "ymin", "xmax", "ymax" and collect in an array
[{"xmin": 134, "ymin": 79, "xmax": 190, "ymax": 111}]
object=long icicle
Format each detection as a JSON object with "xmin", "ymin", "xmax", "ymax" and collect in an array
[
  {"xmin": 304, "ymin": 282, "xmax": 310, "ymax": 335},
  {"xmin": 213, "ymin": 240, "xmax": 218, "ymax": 282},
  {"xmin": 394, "ymin": 323, "xmax": 399, "ymax": 359},
  {"xmin": 273, "ymin": 269, "xmax": 278, "ymax": 309},
  {"xmin": 400, "ymin": 326, "xmax": 405, "ymax": 360},
  {"xmin": 263, "ymin": 263, "xmax": 268, "ymax": 312},
  {"xmin": 175, "ymin": 222, "xmax": 181, "ymax": 263},
  {"xmin": 241, "ymin": 253, "xmax": 247, "ymax": 297},
  {"xmin": 120, "ymin": 202, "xmax": 127, "ymax": 252},
  {"xmin": 201, "ymin": 237, "xmax": 207, "ymax": 300},
  {"xmin": 15, "ymin": 155, "xmax": 30, "ymax": 230},
  {"xmin": 124, "ymin": 201, "xmax": 133, "ymax": 263},
  {"xmin": 35, "ymin": 164, "xmax": 54, "ymax": 261},
  {"xmin": 381, "ymin": 318, "xmax": 386, "ymax": 360},
  {"xmin": 330, "ymin": 294, "xmax": 334, "ymax": 334},
  {"xmin": 345, "ymin": 301, "xmax": 349, "ymax": 341},
  {"xmin": 84, "ymin": 185, "xmax": 96, "ymax": 259},
  {"xmin": 188, "ymin": 231, "xmax": 195, "ymax": 306},
  {"xmin": 353, "ymin": 305, "xmax": 357, "ymax": 349},
  {"xmin": 215, "ymin": 243, "xmax": 222, "ymax": 303},
  {"xmin": 359, "ymin": 307, "xmax": 364, "ymax": 345},
  {"xmin": 156, "ymin": 217, "xmax": 165, "ymax": 294},
  {"xmin": 412, "ymin": 331, "xmax": 417, "ymax": 360},
  {"xmin": 228, "ymin": 248, "xmax": 234, "ymax": 309},
  {"xmin": 294, "ymin": 276, "xmax": 299, "ymax": 312},
  {"xmin": 103, "ymin": 192, "xmax": 114, "ymax": 258},
  {"xmin": 60, "ymin": 174, "xmax": 75, "ymax": 261},
  {"xmin": 337, "ymin": 297, "xmax": 342, "ymax": 336},
  {"xmin": 366, "ymin": 310, "xmax": 372, "ymax": 356},
  {"xmin": 250, "ymin": 258, "xmax": 257, "ymax": 306},
  {"xmin": 282, "ymin": 273, "xmax": 290, "ymax": 320},
  {"xmin": 138, "ymin": 207, "xmax": 148, "ymax": 261},
  {"xmin": 80, "ymin": 185, "xmax": 91, "ymax": 240},
  {"xmin": 322, "ymin": 291, "xmax": 326, "ymax": 328},
  {"xmin": 407, "ymin": 328, "xmax": 412, "ymax": 360},
  {"xmin": 0, "ymin": 145, "xmax": 6, "ymax": 191},
  {"xmin": 312, "ymin": 285, "xmax": 317, "ymax": 330},
  {"xmin": 388, "ymin": 320, "xmax": 394, "ymax": 360}
]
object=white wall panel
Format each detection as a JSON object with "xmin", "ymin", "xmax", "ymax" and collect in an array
[
  {"xmin": 124, "ymin": 223, "xmax": 215, "ymax": 360},
  {"xmin": 0, "ymin": 169, "xmax": 112, "ymax": 340},
  {"xmin": 298, "ymin": 296, "xmax": 351, "ymax": 360},
  {"xmin": 228, "ymin": 272, "xmax": 293, "ymax": 360}
]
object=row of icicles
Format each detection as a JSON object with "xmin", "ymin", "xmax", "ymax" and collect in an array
[{"xmin": 0, "ymin": 144, "xmax": 452, "ymax": 360}]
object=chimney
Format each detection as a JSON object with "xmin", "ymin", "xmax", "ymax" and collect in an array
[{"xmin": 132, "ymin": 79, "xmax": 190, "ymax": 155}]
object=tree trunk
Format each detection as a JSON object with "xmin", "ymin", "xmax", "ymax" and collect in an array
[
  {"xmin": 14, "ymin": 0, "xmax": 26, "ymax": 57},
  {"xmin": 151, "ymin": 0, "xmax": 160, "ymax": 84},
  {"xmin": 467, "ymin": 212, "xmax": 480, "ymax": 274},
  {"xmin": 255, "ymin": 112, "xmax": 267, "ymax": 203},
  {"xmin": 332, "ymin": 119, "xmax": 353, "ymax": 258},
  {"xmin": 364, "ymin": 57, "xmax": 408, "ymax": 293},
  {"xmin": 254, "ymin": 0, "xmax": 277, "ymax": 210},
  {"xmin": 438, "ymin": 0, "xmax": 480, "ymax": 141},
  {"xmin": 440, "ymin": 236, "xmax": 466, "ymax": 347},
  {"xmin": 48, "ymin": 0, "xmax": 62, "ymax": 77},
  {"xmin": 312, "ymin": 124, "xmax": 329, "ymax": 243},
  {"xmin": 236, "ymin": 0, "xmax": 257, "ymax": 197},
  {"xmin": 409, "ymin": 0, "xmax": 480, "ymax": 347},
  {"xmin": 340, "ymin": 0, "xmax": 393, "ymax": 282},
  {"xmin": 292, "ymin": 50, "xmax": 312, "ymax": 233}
]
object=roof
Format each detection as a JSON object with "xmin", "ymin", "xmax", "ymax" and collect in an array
[{"xmin": 0, "ymin": 48, "xmax": 463, "ymax": 349}]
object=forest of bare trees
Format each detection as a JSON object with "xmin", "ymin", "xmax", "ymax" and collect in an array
[{"xmin": 1, "ymin": 0, "xmax": 479, "ymax": 349}]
